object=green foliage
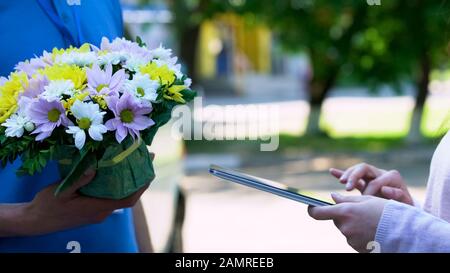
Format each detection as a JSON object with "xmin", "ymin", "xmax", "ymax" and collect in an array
[
  {"xmin": 144, "ymin": 0, "xmax": 450, "ymax": 102},
  {"xmin": 227, "ymin": 0, "xmax": 450, "ymax": 93},
  {"xmin": 0, "ymin": 127, "xmax": 29, "ymax": 167},
  {"xmin": 180, "ymin": 88, "xmax": 197, "ymax": 102},
  {"xmin": 0, "ymin": 127, "xmax": 54, "ymax": 175},
  {"xmin": 136, "ymin": 36, "xmax": 147, "ymax": 48},
  {"xmin": 17, "ymin": 145, "xmax": 56, "ymax": 176},
  {"xmin": 0, "ymin": 126, "xmax": 73, "ymax": 176}
]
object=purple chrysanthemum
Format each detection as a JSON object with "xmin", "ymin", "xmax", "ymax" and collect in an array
[
  {"xmin": 86, "ymin": 63, "xmax": 125, "ymax": 96},
  {"xmin": 28, "ymin": 98, "xmax": 71, "ymax": 141},
  {"xmin": 100, "ymin": 37, "xmax": 151, "ymax": 60},
  {"xmin": 15, "ymin": 52, "xmax": 52, "ymax": 77},
  {"xmin": 105, "ymin": 92, "xmax": 155, "ymax": 143},
  {"xmin": 16, "ymin": 75, "xmax": 49, "ymax": 118},
  {"xmin": 20, "ymin": 75, "xmax": 49, "ymax": 100}
]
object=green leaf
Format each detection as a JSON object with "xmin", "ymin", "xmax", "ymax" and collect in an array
[
  {"xmin": 180, "ymin": 89, "xmax": 197, "ymax": 103},
  {"xmin": 136, "ymin": 36, "xmax": 147, "ymax": 48},
  {"xmin": 143, "ymin": 109, "xmax": 171, "ymax": 144},
  {"xmin": 38, "ymin": 155, "xmax": 47, "ymax": 167}
]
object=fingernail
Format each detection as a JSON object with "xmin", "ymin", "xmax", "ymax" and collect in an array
[
  {"xmin": 384, "ymin": 187, "xmax": 394, "ymax": 195},
  {"xmin": 331, "ymin": 192, "xmax": 341, "ymax": 198},
  {"xmin": 84, "ymin": 168, "xmax": 95, "ymax": 176}
]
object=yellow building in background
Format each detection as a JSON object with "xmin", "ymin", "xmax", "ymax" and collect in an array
[{"xmin": 197, "ymin": 13, "xmax": 272, "ymax": 79}]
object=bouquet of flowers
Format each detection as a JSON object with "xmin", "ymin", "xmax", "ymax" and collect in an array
[{"xmin": 0, "ymin": 37, "xmax": 196, "ymax": 199}]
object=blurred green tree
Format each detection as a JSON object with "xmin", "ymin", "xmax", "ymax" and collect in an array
[
  {"xmin": 230, "ymin": 0, "xmax": 450, "ymax": 109},
  {"xmin": 140, "ymin": 0, "xmax": 450, "ymax": 105},
  {"xmin": 235, "ymin": 0, "xmax": 450, "ymax": 136},
  {"xmin": 137, "ymin": 0, "xmax": 450, "ymax": 135}
]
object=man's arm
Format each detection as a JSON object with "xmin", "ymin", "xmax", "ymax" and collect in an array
[
  {"xmin": 0, "ymin": 204, "xmax": 32, "ymax": 237},
  {"xmin": 0, "ymin": 169, "xmax": 149, "ymax": 238}
]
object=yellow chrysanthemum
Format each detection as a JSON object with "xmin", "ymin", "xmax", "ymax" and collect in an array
[
  {"xmin": 91, "ymin": 95, "xmax": 108, "ymax": 110},
  {"xmin": 63, "ymin": 91, "xmax": 90, "ymax": 110},
  {"xmin": 139, "ymin": 62, "xmax": 175, "ymax": 86},
  {"xmin": 38, "ymin": 64, "xmax": 87, "ymax": 90},
  {"xmin": 97, "ymin": 50, "xmax": 109, "ymax": 56},
  {"xmin": 51, "ymin": 43, "xmax": 91, "ymax": 59},
  {"xmin": 164, "ymin": 85, "xmax": 186, "ymax": 103},
  {"xmin": 0, "ymin": 72, "xmax": 28, "ymax": 123}
]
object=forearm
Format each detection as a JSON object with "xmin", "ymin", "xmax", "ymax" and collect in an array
[
  {"xmin": 0, "ymin": 203, "xmax": 33, "ymax": 237},
  {"xmin": 375, "ymin": 200, "xmax": 450, "ymax": 252}
]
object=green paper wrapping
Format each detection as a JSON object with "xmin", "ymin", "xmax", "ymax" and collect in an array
[{"xmin": 58, "ymin": 138, "xmax": 155, "ymax": 200}]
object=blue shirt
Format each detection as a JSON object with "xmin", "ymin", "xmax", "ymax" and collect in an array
[{"xmin": 0, "ymin": 0, "xmax": 139, "ymax": 252}]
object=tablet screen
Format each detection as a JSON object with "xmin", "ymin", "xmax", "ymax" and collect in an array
[{"xmin": 209, "ymin": 165, "xmax": 333, "ymax": 206}]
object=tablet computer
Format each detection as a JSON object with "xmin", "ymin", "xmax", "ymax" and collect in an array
[{"xmin": 209, "ymin": 165, "xmax": 333, "ymax": 207}]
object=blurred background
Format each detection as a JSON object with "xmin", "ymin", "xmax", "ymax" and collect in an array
[{"xmin": 121, "ymin": 0, "xmax": 450, "ymax": 252}]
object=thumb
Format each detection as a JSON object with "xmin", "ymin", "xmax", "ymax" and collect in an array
[
  {"xmin": 60, "ymin": 168, "xmax": 96, "ymax": 198},
  {"xmin": 331, "ymin": 192, "xmax": 365, "ymax": 204}
]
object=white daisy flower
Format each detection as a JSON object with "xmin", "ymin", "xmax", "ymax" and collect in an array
[
  {"xmin": 150, "ymin": 44, "xmax": 174, "ymax": 62},
  {"xmin": 97, "ymin": 51, "xmax": 130, "ymax": 66},
  {"xmin": 0, "ymin": 76, "xmax": 7, "ymax": 85},
  {"xmin": 123, "ymin": 56, "xmax": 147, "ymax": 72},
  {"xmin": 2, "ymin": 113, "xmax": 34, "ymax": 138},
  {"xmin": 184, "ymin": 77, "xmax": 192, "ymax": 88},
  {"xmin": 150, "ymin": 44, "xmax": 182, "ymax": 78},
  {"xmin": 124, "ymin": 73, "xmax": 159, "ymax": 102},
  {"xmin": 171, "ymin": 63, "xmax": 183, "ymax": 79},
  {"xmin": 66, "ymin": 100, "xmax": 107, "ymax": 150},
  {"xmin": 41, "ymin": 80, "xmax": 75, "ymax": 101},
  {"xmin": 56, "ymin": 51, "xmax": 97, "ymax": 66}
]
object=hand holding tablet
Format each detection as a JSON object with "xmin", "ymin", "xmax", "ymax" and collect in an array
[{"xmin": 209, "ymin": 165, "xmax": 333, "ymax": 206}]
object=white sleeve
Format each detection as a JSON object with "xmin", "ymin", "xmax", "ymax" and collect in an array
[
  {"xmin": 412, "ymin": 197, "xmax": 422, "ymax": 209},
  {"xmin": 375, "ymin": 200, "xmax": 450, "ymax": 253}
]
